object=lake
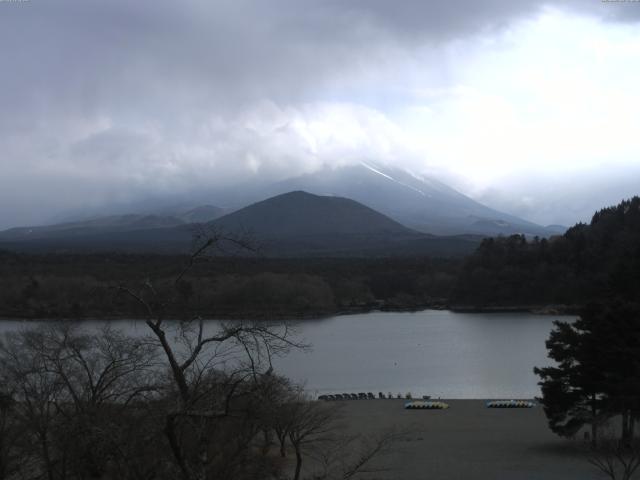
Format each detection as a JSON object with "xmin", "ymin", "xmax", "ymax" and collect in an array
[{"xmin": 0, "ymin": 310, "xmax": 569, "ymax": 399}]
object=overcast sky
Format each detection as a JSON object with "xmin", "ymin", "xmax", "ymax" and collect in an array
[{"xmin": 1, "ymin": 0, "xmax": 639, "ymax": 229}]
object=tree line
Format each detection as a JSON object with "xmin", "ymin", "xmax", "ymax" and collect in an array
[
  {"xmin": 0, "ymin": 253, "xmax": 458, "ymax": 320},
  {"xmin": 3, "ymin": 197, "xmax": 640, "ymax": 319},
  {"xmin": 453, "ymin": 197, "xmax": 640, "ymax": 308}
]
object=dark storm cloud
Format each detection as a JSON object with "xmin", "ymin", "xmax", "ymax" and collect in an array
[
  {"xmin": 2, "ymin": 0, "xmax": 631, "ymax": 133},
  {"xmin": 0, "ymin": 0, "xmax": 540, "ymax": 112},
  {"xmin": 10, "ymin": 0, "xmax": 617, "ymax": 117},
  {"xmin": 1, "ymin": 0, "xmax": 635, "ymax": 118},
  {"xmin": 0, "ymin": 0, "xmax": 638, "ymax": 228}
]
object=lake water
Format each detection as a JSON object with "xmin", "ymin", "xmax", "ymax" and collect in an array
[{"xmin": 0, "ymin": 310, "xmax": 570, "ymax": 399}]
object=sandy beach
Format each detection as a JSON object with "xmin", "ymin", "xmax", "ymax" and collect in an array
[{"xmin": 332, "ymin": 399, "xmax": 599, "ymax": 480}]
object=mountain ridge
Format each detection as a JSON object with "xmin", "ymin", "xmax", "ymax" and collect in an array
[
  {"xmin": 0, "ymin": 191, "xmax": 480, "ymax": 257},
  {"xmin": 267, "ymin": 163, "xmax": 558, "ymax": 237},
  {"xmin": 0, "ymin": 163, "xmax": 562, "ymax": 239}
]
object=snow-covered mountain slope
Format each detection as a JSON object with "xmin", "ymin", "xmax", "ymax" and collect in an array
[{"xmin": 268, "ymin": 163, "xmax": 557, "ymax": 237}]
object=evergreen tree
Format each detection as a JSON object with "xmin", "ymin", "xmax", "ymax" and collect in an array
[
  {"xmin": 592, "ymin": 302, "xmax": 640, "ymax": 443},
  {"xmin": 535, "ymin": 301, "xmax": 640, "ymax": 445},
  {"xmin": 534, "ymin": 312, "xmax": 608, "ymax": 445}
]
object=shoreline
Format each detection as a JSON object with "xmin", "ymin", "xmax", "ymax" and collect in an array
[
  {"xmin": 314, "ymin": 396, "xmax": 540, "ymax": 402},
  {"xmin": 449, "ymin": 304, "xmax": 581, "ymax": 315},
  {"xmin": 0, "ymin": 303, "xmax": 581, "ymax": 322}
]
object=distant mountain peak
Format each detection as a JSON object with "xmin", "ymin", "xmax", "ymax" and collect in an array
[
  {"xmin": 269, "ymin": 163, "xmax": 554, "ymax": 237},
  {"xmin": 178, "ymin": 204, "xmax": 226, "ymax": 223},
  {"xmin": 212, "ymin": 190, "xmax": 413, "ymax": 238},
  {"xmin": 274, "ymin": 190, "xmax": 314, "ymax": 198},
  {"xmin": 0, "ymin": 189, "xmax": 482, "ymax": 257}
]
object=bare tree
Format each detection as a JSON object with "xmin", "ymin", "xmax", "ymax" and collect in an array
[
  {"xmin": 1, "ymin": 328, "xmax": 71, "ymax": 480},
  {"xmin": 587, "ymin": 428, "xmax": 640, "ymax": 480},
  {"xmin": 312, "ymin": 429, "xmax": 404, "ymax": 480},
  {"xmin": 285, "ymin": 397, "xmax": 342, "ymax": 480},
  {"xmin": 0, "ymin": 323, "xmax": 160, "ymax": 480},
  {"xmin": 115, "ymin": 231, "xmax": 307, "ymax": 480},
  {"xmin": 0, "ymin": 391, "xmax": 23, "ymax": 480}
]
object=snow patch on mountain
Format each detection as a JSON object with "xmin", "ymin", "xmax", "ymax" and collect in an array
[{"xmin": 359, "ymin": 161, "xmax": 429, "ymax": 198}]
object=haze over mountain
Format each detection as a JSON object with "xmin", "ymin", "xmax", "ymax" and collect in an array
[
  {"xmin": 0, "ymin": 163, "xmax": 562, "ymax": 242},
  {"xmin": 176, "ymin": 205, "xmax": 226, "ymax": 224},
  {"xmin": 0, "ymin": 192, "xmax": 480, "ymax": 257},
  {"xmin": 0, "ymin": 215, "xmax": 183, "ymax": 242},
  {"xmin": 0, "ymin": 205, "xmax": 225, "ymax": 242},
  {"xmin": 266, "ymin": 163, "xmax": 558, "ymax": 237}
]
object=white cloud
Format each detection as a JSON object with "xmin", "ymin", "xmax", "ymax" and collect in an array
[
  {"xmin": 0, "ymin": 2, "xmax": 639, "ymax": 228},
  {"xmin": 392, "ymin": 8, "xmax": 640, "ymax": 218}
]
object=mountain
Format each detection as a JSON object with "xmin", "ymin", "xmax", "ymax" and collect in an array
[
  {"xmin": 177, "ymin": 205, "xmax": 226, "ymax": 223},
  {"xmin": 0, "ymin": 204, "xmax": 227, "ymax": 244},
  {"xmin": 209, "ymin": 191, "xmax": 480, "ymax": 256},
  {"xmin": 0, "ymin": 214, "xmax": 185, "ymax": 242},
  {"xmin": 266, "ymin": 163, "xmax": 558, "ymax": 237},
  {"xmin": 0, "ymin": 191, "xmax": 480, "ymax": 257},
  {"xmin": 7, "ymin": 163, "xmax": 559, "ymax": 239},
  {"xmin": 544, "ymin": 224, "xmax": 569, "ymax": 236},
  {"xmin": 213, "ymin": 191, "xmax": 411, "ymax": 238}
]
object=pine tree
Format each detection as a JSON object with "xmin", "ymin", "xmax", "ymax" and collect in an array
[
  {"xmin": 534, "ymin": 312, "xmax": 608, "ymax": 445},
  {"xmin": 535, "ymin": 302, "xmax": 640, "ymax": 445}
]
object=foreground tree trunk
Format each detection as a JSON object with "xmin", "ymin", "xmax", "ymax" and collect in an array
[
  {"xmin": 293, "ymin": 444, "xmax": 303, "ymax": 480},
  {"xmin": 280, "ymin": 441, "xmax": 286, "ymax": 458},
  {"xmin": 592, "ymin": 396, "xmax": 598, "ymax": 448},
  {"xmin": 623, "ymin": 410, "xmax": 630, "ymax": 445}
]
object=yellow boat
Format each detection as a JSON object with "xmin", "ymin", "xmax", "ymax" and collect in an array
[{"xmin": 404, "ymin": 400, "xmax": 449, "ymax": 410}]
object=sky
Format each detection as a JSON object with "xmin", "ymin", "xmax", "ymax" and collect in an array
[{"xmin": 1, "ymin": 0, "xmax": 639, "ymax": 229}]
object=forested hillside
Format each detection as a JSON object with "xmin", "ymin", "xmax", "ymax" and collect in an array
[
  {"xmin": 0, "ymin": 253, "xmax": 458, "ymax": 319},
  {"xmin": 453, "ymin": 197, "xmax": 640, "ymax": 307},
  {"xmin": 2, "ymin": 197, "xmax": 638, "ymax": 319}
]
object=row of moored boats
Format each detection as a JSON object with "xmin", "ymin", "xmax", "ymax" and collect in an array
[
  {"xmin": 404, "ymin": 399, "xmax": 536, "ymax": 410},
  {"xmin": 319, "ymin": 392, "xmax": 433, "ymax": 401}
]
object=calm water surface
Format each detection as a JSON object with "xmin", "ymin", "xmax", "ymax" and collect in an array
[{"xmin": 0, "ymin": 310, "xmax": 570, "ymax": 398}]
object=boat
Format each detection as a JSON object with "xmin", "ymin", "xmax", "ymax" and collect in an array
[
  {"xmin": 486, "ymin": 400, "xmax": 535, "ymax": 408},
  {"xmin": 404, "ymin": 400, "xmax": 449, "ymax": 410}
]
